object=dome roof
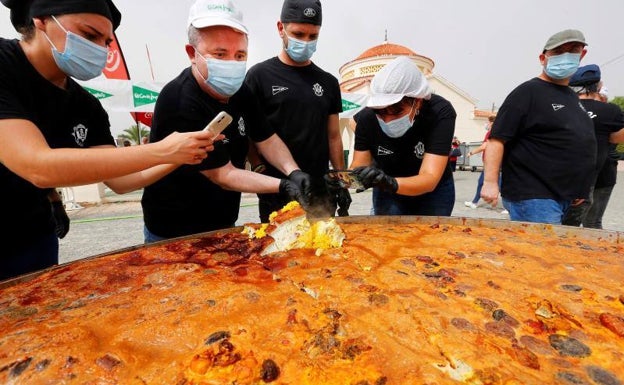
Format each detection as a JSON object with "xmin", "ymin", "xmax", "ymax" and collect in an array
[{"xmin": 356, "ymin": 42, "xmax": 418, "ymax": 60}]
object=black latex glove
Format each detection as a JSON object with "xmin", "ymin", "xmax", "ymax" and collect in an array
[
  {"xmin": 335, "ymin": 188, "xmax": 352, "ymax": 217},
  {"xmin": 279, "ymin": 178, "xmax": 304, "ymax": 203},
  {"xmin": 51, "ymin": 201, "xmax": 70, "ymax": 239},
  {"xmin": 324, "ymin": 174, "xmax": 351, "ymax": 217},
  {"xmin": 287, "ymin": 169, "xmax": 313, "ymax": 198},
  {"xmin": 352, "ymin": 166, "xmax": 399, "ymax": 193}
]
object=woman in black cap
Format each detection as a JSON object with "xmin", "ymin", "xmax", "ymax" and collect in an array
[{"xmin": 0, "ymin": 0, "xmax": 219, "ymax": 280}]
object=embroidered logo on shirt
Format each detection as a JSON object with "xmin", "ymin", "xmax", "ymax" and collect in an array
[
  {"xmin": 272, "ymin": 86, "xmax": 288, "ymax": 95},
  {"xmin": 587, "ymin": 111, "xmax": 597, "ymax": 119},
  {"xmin": 552, "ymin": 104, "xmax": 565, "ymax": 111},
  {"xmin": 377, "ymin": 146, "xmax": 394, "ymax": 156},
  {"xmin": 237, "ymin": 117, "xmax": 246, "ymax": 136},
  {"xmin": 313, "ymin": 83, "xmax": 324, "ymax": 97},
  {"xmin": 72, "ymin": 124, "xmax": 88, "ymax": 147},
  {"xmin": 414, "ymin": 142, "xmax": 425, "ymax": 159}
]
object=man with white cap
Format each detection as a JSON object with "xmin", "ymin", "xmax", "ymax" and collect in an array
[
  {"xmin": 481, "ymin": 29, "xmax": 596, "ymax": 224},
  {"xmin": 245, "ymin": 0, "xmax": 347, "ymax": 222},
  {"xmin": 350, "ymin": 56, "xmax": 457, "ymax": 216},
  {"xmin": 141, "ymin": 0, "xmax": 316, "ymax": 242},
  {"xmin": 562, "ymin": 64, "xmax": 624, "ymax": 228}
]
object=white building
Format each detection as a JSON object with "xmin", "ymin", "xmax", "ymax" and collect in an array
[{"xmin": 338, "ymin": 40, "xmax": 495, "ymax": 164}]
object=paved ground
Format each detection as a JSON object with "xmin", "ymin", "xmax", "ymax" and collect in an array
[{"xmin": 59, "ymin": 170, "xmax": 624, "ymax": 264}]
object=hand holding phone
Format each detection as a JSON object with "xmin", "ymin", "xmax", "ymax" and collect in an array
[{"xmin": 203, "ymin": 111, "xmax": 233, "ymax": 139}]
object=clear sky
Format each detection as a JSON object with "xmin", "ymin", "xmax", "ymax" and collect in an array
[{"xmin": 1, "ymin": 0, "xmax": 623, "ymax": 134}]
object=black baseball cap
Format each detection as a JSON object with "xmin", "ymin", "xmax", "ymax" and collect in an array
[
  {"xmin": 1, "ymin": 0, "xmax": 121, "ymax": 31},
  {"xmin": 280, "ymin": 0, "xmax": 322, "ymax": 26}
]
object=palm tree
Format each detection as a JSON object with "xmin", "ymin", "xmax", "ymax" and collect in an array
[{"xmin": 118, "ymin": 124, "xmax": 150, "ymax": 145}]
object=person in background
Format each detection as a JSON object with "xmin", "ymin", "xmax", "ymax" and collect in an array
[
  {"xmin": 481, "ymin": 29, "xmax": 596, "ymax": 224},
  {"xmin": 141, "ymin": 0, "xmax": 317, "ymax": 242},
  {"xmin": 0, "ymin": 0, "xmax": 218, "ymax": 280},
  {"xmin": 245, "ymin": 0, "xmax": 349, "ymax": 222},
  {"xmin": 448, "ymin": 136, "xmax": 461, "ymax": 172},
  {"xmin": 562, "ymin": 65, "xmax": 624, "ymax": 228},
  {"xmin": 350, "ymin": 56, "xmax": 457, "ymax": 216},
  {"xmin": 464, "ymin": 115, "xmax": 507, "ymax": 214}
]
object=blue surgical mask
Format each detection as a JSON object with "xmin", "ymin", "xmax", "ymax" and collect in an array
[
  {"xmin": 196, "ymin": 52, "xmax": 246, "ymax": 97},
  {"xmin": 44, "ymin": 16, "xmax": 108, "ymax": 81},
  {"xmin": 377, "ymin": 114, "xmax": 414, "ymax": 138},
  {"xmin": 544, "ymin": 52, "xmax": 581, "ymax": 80},
  {"xmin": 376, "ymin": 101, "xmax": 416, "ymax": 138},
  {"xmin": 285, "ymin": 35, "xmax": 317, "ymax": 63}
]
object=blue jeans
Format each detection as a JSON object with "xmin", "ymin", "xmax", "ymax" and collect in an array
[
  {"xmin": 143, "ymin": 225, "xmax": 170, "ymax": 244},
  {"xmin": 1, "ymin": 232, "xmax": 59, "ymax": 280},
  {"xmin": 373, "ymin": 176, "xmax": 455, "ymax": 216},
  {"xmin": 503, "ymin": 198, "xmax": 570, "ymax": 224}
]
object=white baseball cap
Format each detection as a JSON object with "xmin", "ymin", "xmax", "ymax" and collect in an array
[
  {"xmin": 188, "ymin": 0, "xmax": 248, "ymax": 34},
  {"xmin": 368, "ymin": 56, "xmax": 432, "ymax": 109}
]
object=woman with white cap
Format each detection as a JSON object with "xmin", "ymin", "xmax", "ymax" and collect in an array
[
  {"xmin": 351, "ymin": 56, "xmax": 457, "ymax": 216},
  {"xmin": 0, "ymin": 0, "xmax": 218, "ymax": 280}
]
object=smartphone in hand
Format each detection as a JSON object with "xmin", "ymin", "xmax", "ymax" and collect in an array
[
  {"xmin": 326, "ymin": 170, "xmax": 365, "ymax": 190},
  {"xmin": 203, "ymin": 111, "xmax": 233, "ymax": 139}
]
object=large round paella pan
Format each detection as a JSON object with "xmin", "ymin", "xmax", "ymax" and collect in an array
[{"xmin": 1, "ymin": 216, "xmax": 623, "ymax": 384}]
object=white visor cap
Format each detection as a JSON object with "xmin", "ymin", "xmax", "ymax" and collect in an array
[{"xmin": 368, "ymin": 56, "xmax": 432, "ymax": 109}]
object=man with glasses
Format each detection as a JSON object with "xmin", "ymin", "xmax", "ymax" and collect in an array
[
  {"xmin": 349, "ymin": 56, "xmax": 457, "ymax": 216},
  {"xmin": 481, "ymin": 29, "xmax": 596, "ymax": 224},
  {"xmin": 141, "ymin": 0, "xmax": 314, "ymax": 242},
  {"xmin": 244, "ymin": 0, "xmax": 348, "ymax": 222}
]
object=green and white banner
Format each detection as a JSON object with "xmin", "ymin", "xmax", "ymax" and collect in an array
[
  {"xmin": 81, "ymin": 78, "xmax": 368, "ymax": 117},
  {"xmin": 78, "ymin": 79, "xmax": 164, "ymax": 113},
  {"xmin": 339, "ymin": 93, "xmax": 369, "ymax": 119}
]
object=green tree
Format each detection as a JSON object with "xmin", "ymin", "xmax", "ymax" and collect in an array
[
  {"xmin": 118, "ymin": 124, "xmax": 150, "ymax": 145},
  {"xmin": 611, "ymin": 96, "xmax": 624, "ymax": 111}
]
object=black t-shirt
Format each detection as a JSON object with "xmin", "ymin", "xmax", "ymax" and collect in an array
[
  {"xmin": 0, "ymin": 38, "xmax": 114, "ymax": 242},
  {"xmin": 580, "ymin": 99, "xmax": 624, "ymax": 184},
  {"xmin": 354, "ymin": 94, "xmax": 456, "ymax": 182},
  {"xmin": 141, "ymin": 68, "xmax": 273, "ymax": 238},
  {"xmin": 490, "ymin": 78, "xmax": 596, "ymax": 201},
  {"xmin": 245, "ymin": 57, "xmax": 342, "ymax": 178}
]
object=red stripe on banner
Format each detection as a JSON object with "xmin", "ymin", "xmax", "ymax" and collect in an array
[{"xmin": 103, "ymin": 34, "xmax": 153, "ymax": 127}]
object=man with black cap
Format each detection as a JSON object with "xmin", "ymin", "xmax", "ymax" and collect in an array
[
  {"xmin": 481, "ymin": 29, "xmax": 596, "ymax": 225},
  {"xmin": 245, "ymin": 0, "xmax": 349, "ymax": 222},
  {"xmin": 562, "ymin": 64, "xmax": 624, "ymax": 228},
  {"xmin": 0, "ymin": 0, "xmax": 219, "ymax": 279}
]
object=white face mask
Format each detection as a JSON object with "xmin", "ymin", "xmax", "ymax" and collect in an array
[{"xmin": 375, "ymin": 101, "xmax": 416, "ymax": 138}]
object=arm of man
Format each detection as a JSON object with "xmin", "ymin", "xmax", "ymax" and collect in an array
[
  {"xmin": 480, "ymin": 138, "xmax": 505, "ymax": 206},
  {"xmin": 349, "ymin": 150, "xmax": 373, "ymax": 169},
  {"xmin": 394, "ymin": 153, "xmax": 448, "ymax": 196},
  {"xmin": 255, "ymin": 134, "xmax": 300, "ymax": 176},
  {"xmin": 609, "ymin": 127, "xmax": 624, "ymax": 143},
  {"xmin": 201, "ymin": 161, "xmax": 281, "ymax": 194},
  {"xmin": 0, "ymin": 119, "xmax": 215, "ymax": 188},
  {"xmin": 327, "ymin": 114, "xmax": 345, "ymax": 170}
]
